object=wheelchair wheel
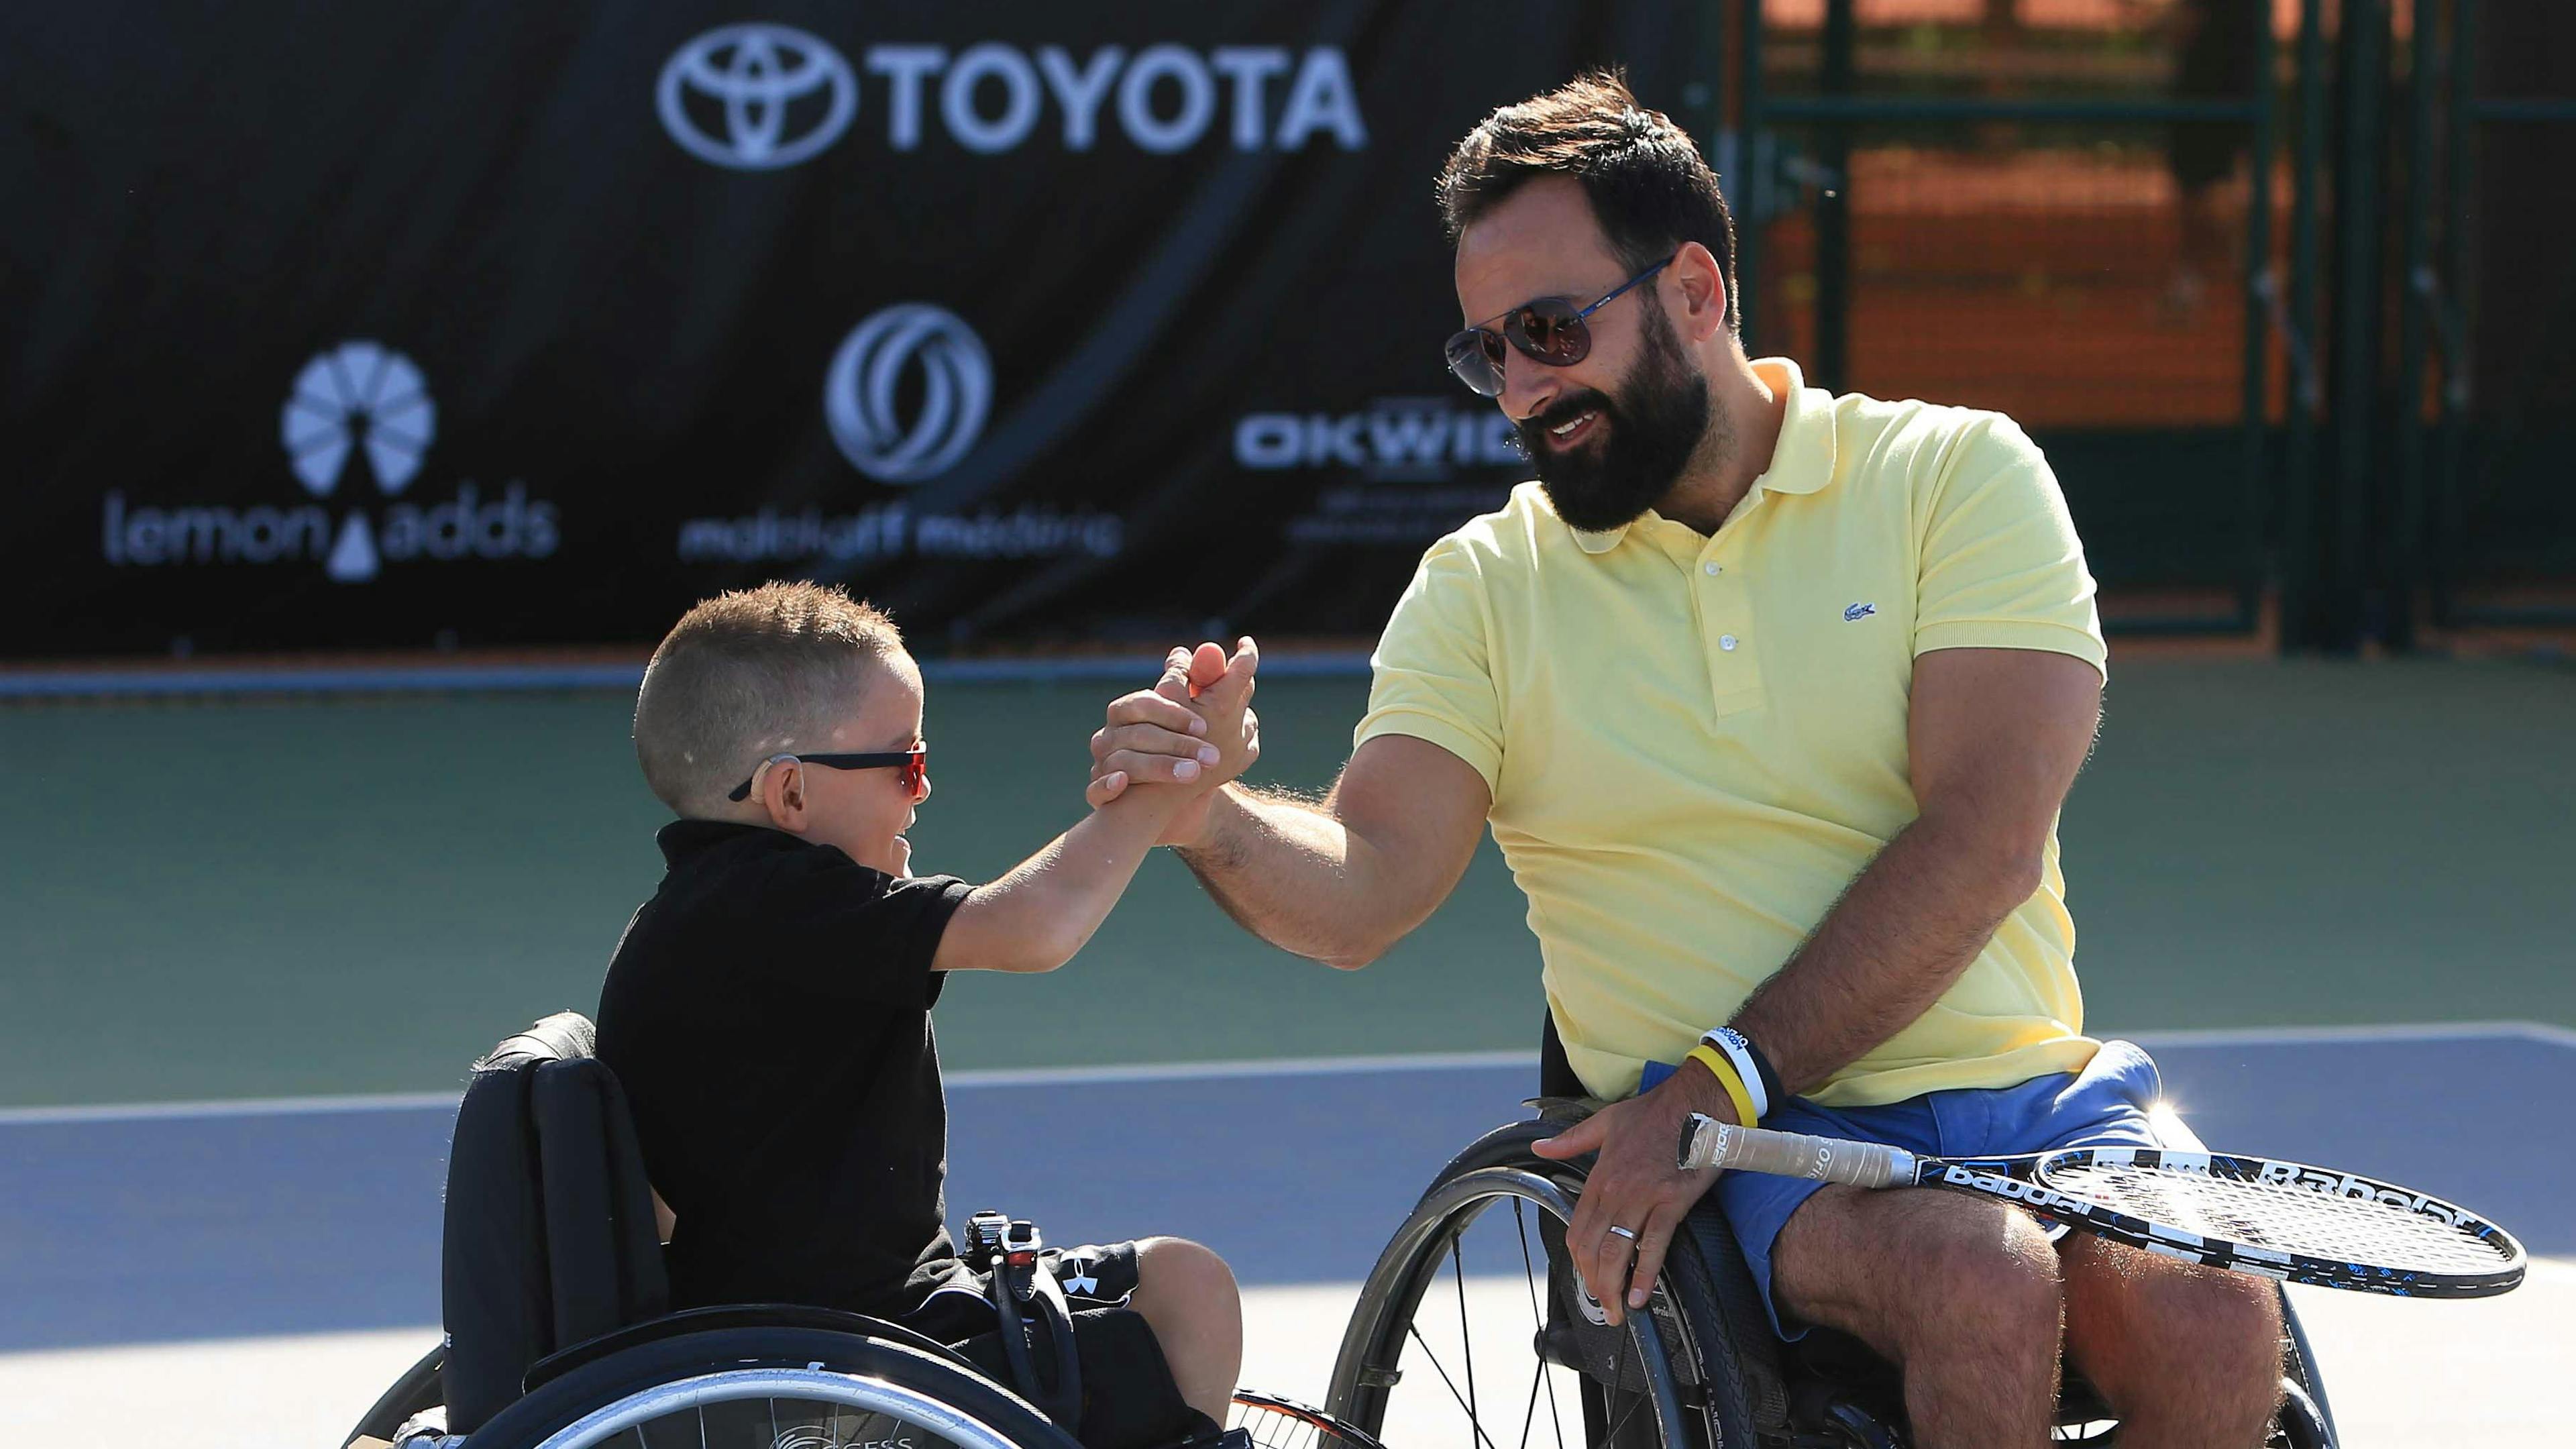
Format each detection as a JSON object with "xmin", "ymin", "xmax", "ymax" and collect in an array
[
  {"xmin": 1326, "ymin": 1140, "xmax": 1768, "ymax": 1449},
  {"xmin": 460, "ymin": 1324, "xmax": 1081, "ymax": 1449}
]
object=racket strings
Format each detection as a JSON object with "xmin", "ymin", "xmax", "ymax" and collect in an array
[
  {"xmin": 1230, "ymin": 1394, "xmax": 1383, "ymax": 1449},
  {"xmin": 2040, "ymin": 1159, "xmax": 2514, "ymax": 1274}
]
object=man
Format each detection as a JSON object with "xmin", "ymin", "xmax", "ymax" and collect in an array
[{"xmin": 1087, "ymin": 74, "xmax": 2284, "ymax": 1448}]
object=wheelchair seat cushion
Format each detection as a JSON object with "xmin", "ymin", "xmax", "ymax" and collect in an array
[{"xmin": 441, "ymin": 1012, "xmax": 670, "ymax": 1434}]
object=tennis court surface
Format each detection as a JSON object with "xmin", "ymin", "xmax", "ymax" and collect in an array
[
  {"xmin": 3, "ymin": 1026, "xmax": 2569, "ymax": 1446},
  {"xmin": 3, "ymin": 657, "xmax": 2571, "ymax": 1442}
]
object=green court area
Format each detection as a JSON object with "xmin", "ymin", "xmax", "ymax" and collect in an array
[{"xmin": 2, "ymin": 655, "xmax": 2571, "ymax": 1107}]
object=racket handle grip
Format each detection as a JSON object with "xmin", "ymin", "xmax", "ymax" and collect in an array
[{"xmin": 1676, "ymin": 1114, "xmax": 1914, "ymax": 1189}]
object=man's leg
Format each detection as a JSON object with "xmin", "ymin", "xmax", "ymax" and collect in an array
[
  {"xmin": 1127, "ymin": 1236, "xmax": 1243, "ymax": 1424},
  {"xmin": 2059, "ymin": 1234, "xmax": 2284, "ymax": 1449},
  {"xmin": 1770, "ymin": 1185, "xmax": 2065, "ymax": 1448}
]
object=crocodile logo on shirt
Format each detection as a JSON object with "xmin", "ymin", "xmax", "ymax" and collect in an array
[{"xmin": 1843, "ymin": 602, "xmax": 1878, "ymax": 622}]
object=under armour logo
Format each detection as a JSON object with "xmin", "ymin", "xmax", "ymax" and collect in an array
[
  {"xmin": 1843, "ymin": 602, "xmax": 1877, "ymax": 622},
  {"xmin": 1059, "ymin": 1258, "xmax": 1099, "ymax": 1296}
]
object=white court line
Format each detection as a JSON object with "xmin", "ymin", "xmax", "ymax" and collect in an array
[
  {"xmin": 945, "ymin": 1048, "xmax": 1536, "ymax": 1088},
  {"xmin": 4, "ymin": 1022, "xmax": 2569, "ymax": 1126},
  {"xmin": 0, "ymin": 1090, "xmax": 463, "ymax": 1126},
  {"xmin": 2129, "ymin": 1020, "xmax": 2576, "ymax": 1049},
  {"xmin": 0, "ymin": 1051, "xmax": 1540, "ymax": 1126}
]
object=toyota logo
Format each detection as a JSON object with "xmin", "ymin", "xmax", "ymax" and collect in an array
[
  {"xmin": 657, "ymin": 23, "xmax": 857, "ymax": 171},
  {"xmin": 824, "ymin": 305, "xmax": 993, "ymax": 485}
]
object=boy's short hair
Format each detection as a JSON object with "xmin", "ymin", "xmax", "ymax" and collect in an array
[{"xmin": 634, "ymin": 581, "xmax": 907, "ymax": 816}]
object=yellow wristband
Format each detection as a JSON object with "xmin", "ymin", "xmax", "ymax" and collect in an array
[{"xmin": 1686, "ymin": 1044, "xmax": 1759, "ymax": 1128}]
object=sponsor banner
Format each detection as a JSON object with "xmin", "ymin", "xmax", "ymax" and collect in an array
[{"xmin": 3, "ymin": 1, "xmax": 1697, "ymax": 657}]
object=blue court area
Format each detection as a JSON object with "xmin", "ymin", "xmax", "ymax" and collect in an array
[{"xmin": 3, "ymin": 1026, "xmax": 2565, "ymax": 1354}]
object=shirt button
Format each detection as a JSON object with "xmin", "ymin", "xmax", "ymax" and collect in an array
[
  {"xmin": 1720, "ymin": 634, "xmax": 1739, "ymax": 651},
  {"xmin": 1702, "ymin": 561, "xmax": 1722, "ymax": 576}
]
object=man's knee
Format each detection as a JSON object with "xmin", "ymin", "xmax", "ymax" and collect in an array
[
  {"xmin": 1777, "ymin": 1190, "xmax": 2063, "ymax": 1370},
  {"xmin": 1904, "ymin": 1204, "xmax": 2064, "ymax": 1366},
  {"xmin": 2065, "ymin": 1241, "xmax": 2284, "ymax": 1430}
]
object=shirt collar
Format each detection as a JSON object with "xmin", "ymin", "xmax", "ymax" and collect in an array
[
  {"xmin": 656, "ymin": 816, "xmax": 782, "ymax": 869},
  {"xmin": 1567, "ymin": 356, "xmax": 1836, "ymax": 555}
]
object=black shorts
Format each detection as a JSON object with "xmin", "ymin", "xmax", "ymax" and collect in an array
[{"xmin": 900, "ymin": 1241, "xmax": 1201, "ymax": 1449}]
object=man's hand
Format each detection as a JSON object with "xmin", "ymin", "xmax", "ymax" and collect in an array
[
  {"xmin": 1531, "ymin": 1062, "xmax": 1735, "ymax": 1326},
  {"xmin": 1087, "ymin": 638, "xmax": 1260, "ymax": 845}
]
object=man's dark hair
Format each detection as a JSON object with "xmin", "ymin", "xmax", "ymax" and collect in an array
[{"xmin": 1436, "ymin": 70, "xmax": 1738, "ymax": 331}]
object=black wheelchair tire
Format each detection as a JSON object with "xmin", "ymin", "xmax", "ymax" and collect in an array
[
  {"xmin": 2276, "ymin": 1291, "xmax": 2339, "ymax": 1448},
  {"xmin": 345, "ymin": 1338, "xmax": 444, "ymax": 1444},
  {"xmin": 458, "ymin": 1324, "xmax": 1083, "ymax": 1449},
  {"xmin": 1326, "ymin": 1121, "xmax": 1768, "ymax": 1449}
]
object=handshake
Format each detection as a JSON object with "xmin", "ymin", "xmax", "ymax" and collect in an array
[{"xmin": 1083, "ymin": 637, "xmax": 1263, "ymax": 849}]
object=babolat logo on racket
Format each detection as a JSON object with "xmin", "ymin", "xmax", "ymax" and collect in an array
[
  {"xmin": 2259, "ymin": 1163, "xmax": 2472, "ymax": 1226},
  {"xmin": 1943, "ymin": 1165, "xmax": 2077, "ymax": 1212}
]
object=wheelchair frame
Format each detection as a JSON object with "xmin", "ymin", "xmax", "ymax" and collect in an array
[
  {"xmin": 347, "ymin": 1017, "xmax": 2340, "ymax": 1449},
  {"xmin": 341, "ymin": 1014, "xmax": 1244, "ymax": 1449},
  {"xmin": 1323, "ymin": 1116, "xmax": 2342, "ymax": 1449}
]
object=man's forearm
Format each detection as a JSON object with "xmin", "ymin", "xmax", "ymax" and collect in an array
[
  {"xmin": 1731, "ymin": 817, "xmax": 2039, "ymax": 1096},
  {"xmin": 1174, "ymin": 784, "xmax": 1394, "ymax": 968}
]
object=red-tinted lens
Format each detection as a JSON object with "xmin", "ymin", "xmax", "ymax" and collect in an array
[{"xmin": 904, "ymin": 747, "xmax": 929, "ymax": 797}]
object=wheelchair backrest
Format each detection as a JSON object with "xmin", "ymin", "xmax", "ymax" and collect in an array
[{"xmin": 441, "ymin": 1011, "xmax": 671, "ymax": 1434}]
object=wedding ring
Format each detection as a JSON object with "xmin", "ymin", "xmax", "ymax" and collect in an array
[{"xmin": 1607, "ymin": 1225, "xmax": 1639, "ymax": 1242}]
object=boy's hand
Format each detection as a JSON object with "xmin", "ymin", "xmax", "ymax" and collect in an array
[{"xmin": 1087, "ymin": 638, "xmax": 1260, "ymax": 845}]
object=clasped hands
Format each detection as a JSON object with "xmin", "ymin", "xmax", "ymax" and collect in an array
[
  {"xmin": 1080, "ymin": 635, "xmax": 1725, "ymax": 1323},
  {"xmin": 1085, "ymin": 637, "xmax": 1262, "ymax": 845}
]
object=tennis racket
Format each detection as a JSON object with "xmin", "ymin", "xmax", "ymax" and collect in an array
[
  {"xmin": 1229, "ymin": 1389, "xmax": 1389, "ymax": 1449},
  {"xmin": 1677, "ymin": 1113, "xmax": 2524, "ymax": 1299}
]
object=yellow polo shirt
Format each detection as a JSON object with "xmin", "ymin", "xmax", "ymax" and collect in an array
[{"xmin": 1357, "ymin": 359, "xmax": 2106, "ymax": 1108}]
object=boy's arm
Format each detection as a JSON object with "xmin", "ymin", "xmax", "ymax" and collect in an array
[{"xmin": 930, "ymin": 785, "xmax": 1189, "ymax": 974}]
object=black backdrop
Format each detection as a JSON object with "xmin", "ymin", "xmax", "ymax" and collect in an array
[{"xmin": 3, "ymin": 1, "xmax": 1701, "ymax": 658}]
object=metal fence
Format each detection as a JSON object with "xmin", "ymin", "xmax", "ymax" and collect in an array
[
  {"xmin": 2399, "ymin": 0, "xmax": 2576, "ymax": 638},
  {"xmin": 1701, "ymin": 0, "xmax": 2571, "ymax": 650}
]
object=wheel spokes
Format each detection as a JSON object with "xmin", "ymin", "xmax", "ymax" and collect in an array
[
  {"xmin": 1405, "ymin": 1320, "xmax": 1507, "ymax": 1449},
  {"xmin": 1371, "ymin": 1188, "xmax": 1630, "ymax": 1449},
  {"xmin": 1512, "ymin": 1198, "xmax": 1569, "ymax": 1449}
]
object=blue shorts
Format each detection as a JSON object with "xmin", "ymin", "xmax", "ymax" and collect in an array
[{"xmin": 1646, "ymin": 1039, "xmax": 2168, "ymax": 1341}]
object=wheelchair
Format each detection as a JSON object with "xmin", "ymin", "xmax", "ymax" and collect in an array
[
  {"xmin": 1320, "ymin": 1103, "xmax": 2343, "ymax": 1449},
  {"xmin": 343, "ymin": 1012, "xmax": 1299, "ymax": 1449},
  {"xmin": 348, "ymin": 1013, "xmax": 2339, "ymax": 1449}
]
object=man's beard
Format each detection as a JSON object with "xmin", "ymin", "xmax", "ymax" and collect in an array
[{"xmin": 1518, "ymin": 302, "xmax": 1715, "ymax": 533}]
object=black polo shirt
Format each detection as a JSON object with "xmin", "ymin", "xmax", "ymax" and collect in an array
[{"xmin": 596, "ymin": 818, "xmax": 973, "ymax": 1316}]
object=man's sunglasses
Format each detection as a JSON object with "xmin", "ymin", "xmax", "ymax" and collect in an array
[
  {"xmin": 727, "ymin": 745, "xmax": 928, "ymax": 803},
  {"xmin": 1442, "ymin": 256, "xmax": 1673, "ymax": 398}
]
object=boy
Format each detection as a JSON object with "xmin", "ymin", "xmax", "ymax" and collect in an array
[{"xmin": 598, "ymin": 581, "xmax": 1243, "ymax": 1448}]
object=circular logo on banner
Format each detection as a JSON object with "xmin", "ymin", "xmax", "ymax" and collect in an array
[
  {"xmin": 278, "ymin": 340, "xmax": 437, "ymax": 499},
  {"xmin": 824, "ymin": 305, "xmax": 993, "ymax": 485},
  {"xmin": 657, "ymin": 23, "xmax": 858, "ymax": 170}
]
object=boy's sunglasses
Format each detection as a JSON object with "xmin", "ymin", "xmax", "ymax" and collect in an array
[
  {"xmin": 727, "ymin": 745, "xmax": 928, "ymax": 803},
  {"xmin": 1443, "ymin": 256, "xmax": 1673, "ymax": 398}
]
